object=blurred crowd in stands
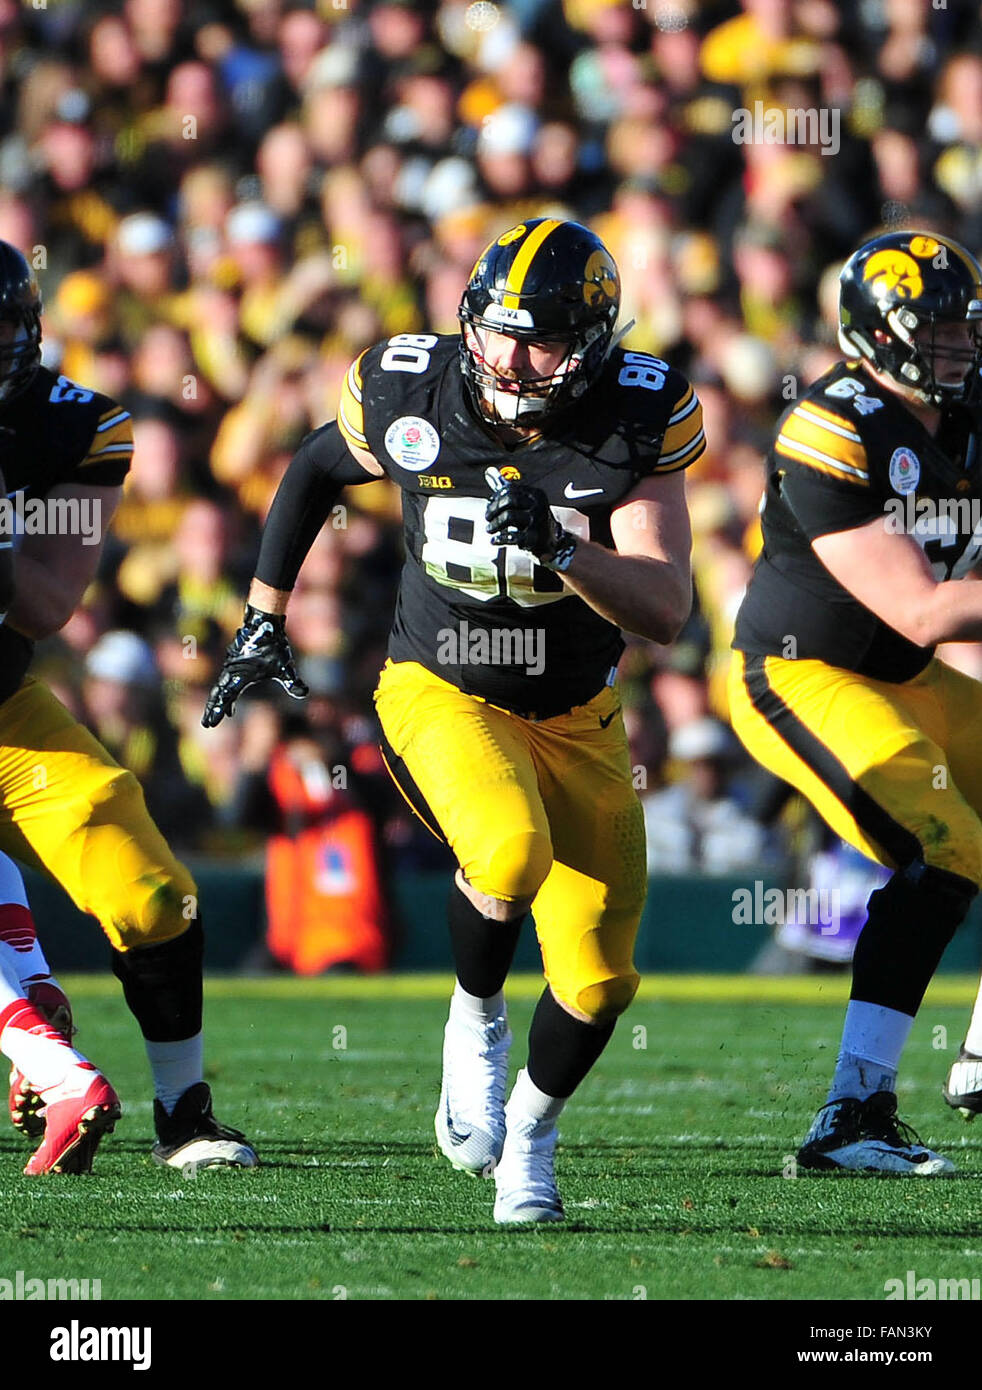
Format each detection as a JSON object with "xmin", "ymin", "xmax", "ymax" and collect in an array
[{"xmin": 3, "ymin": 0, "xmax": 982, "ymax": 889}]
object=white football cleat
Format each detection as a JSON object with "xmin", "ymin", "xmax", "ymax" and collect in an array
[
  {"xmin": 493, "ymin": 1095, "xmax": 565, "ymax": 1225},
  {"xmin": 434, "ymin": 1007, "xmax": 510, "ymax": 1176},
  {"xmin": 152, "ymin": 1084, "xmax": 257, "ymax": 1173},
  {"xmin": 797, "ymin": 1091, "xmax": 954, "ymax": 1175},
  {"xmin": 943, "ymin": 1046, "xmax": 982, "ymax": 1119}
]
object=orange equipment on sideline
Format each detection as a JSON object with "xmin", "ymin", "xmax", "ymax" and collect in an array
[{"xmin": 265, "ymin": 746, "xmax": 389, "ymax": 974}]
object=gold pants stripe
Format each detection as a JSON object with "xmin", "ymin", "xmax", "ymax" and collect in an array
[{"xmin": 728, "ymin": 650, "xmax": 982, "ymax": 885}]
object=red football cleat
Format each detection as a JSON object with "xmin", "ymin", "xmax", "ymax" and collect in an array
[
  {"xmin": 23, "ymin": 1069, "xmax": 121, "ymax": 1176},
  {"xmin": 9, "ymin": 982, "xmax": 74, "ymax": 1140}
]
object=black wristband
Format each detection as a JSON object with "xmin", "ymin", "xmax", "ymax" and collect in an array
[
  {"xmin": 541, "ymin": 531, "xmax": 578, "ymax": 572},
  {"xmin": 243, "ymin": 603, "xmax": 284, "ymax": 630}
]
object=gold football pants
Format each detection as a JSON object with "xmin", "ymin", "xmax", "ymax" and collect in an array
[
  {"xmin": 729, "ymin": 651, "xmax": 982, "ymax": 886},
  {"xmin": 374, "ymin": 660, "xmax": 646, "ymax": 1020},
  {"xmin": 0, "ymin": 677, "xmax": 196, "ymax": 950}
]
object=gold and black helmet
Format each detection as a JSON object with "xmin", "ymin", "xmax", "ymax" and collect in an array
[
  {"xmin": 838, "ymin": 230, "xmax": 982, "ymax": 407},
  {"xmin": 0, "ymin": 242, "xmax": 41, "ymax": 405},
  {"xmin": 458, "ymin": 218, "xmax": 620, "ymax": 423}
]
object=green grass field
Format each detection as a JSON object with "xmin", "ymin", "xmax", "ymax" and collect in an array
[{"xmin": 3, "ymin": 973, "xmax": 982, "ymax": 1302}]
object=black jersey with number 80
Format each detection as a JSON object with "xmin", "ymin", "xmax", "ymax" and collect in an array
[{"xmin": 337, "ymin": 334, "xmax": 704, "ymax": 714}]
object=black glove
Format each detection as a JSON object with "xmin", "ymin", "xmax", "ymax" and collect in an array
[
  {"xmin": 486, "ymin": 482, "xmax": 569, "ymax": 564},
  {"xmin": 201, "ymin": 605, "xmax": 309, "ymax": 728}
]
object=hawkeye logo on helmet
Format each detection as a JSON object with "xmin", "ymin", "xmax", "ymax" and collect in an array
[
  {"xmin": 863, "ymin": 250, "xmax": 923, "ymax": 301},
  {"xmin": 909, "ymin": 235, "xmax": 942, "ymax": 260},
  {"xmin": 384, "ymin": 416, "xmax": 441, "ymax": 472},
  {"xmin": 583, "ymin": 249, "xmax": 618, "ymax": 308}
]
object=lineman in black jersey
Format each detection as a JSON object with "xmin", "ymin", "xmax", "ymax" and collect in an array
[
  {"xmin": 0, "ymin": 242, "xmax": 255, "ymax": 1176},
  {"xmin": 729, "ymin": 229, "xmax": 982, "ymax": 1173},
  {"xmin": 205, "ymin": 218, "xmax": 704, "ymax": 1222}
]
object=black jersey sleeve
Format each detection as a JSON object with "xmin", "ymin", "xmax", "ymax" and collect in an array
[
  {"xmin": 336, "ymin": 346, "xmax": 375, "ymax": 456},
  {"xmin": 72, "ymin": 397, "xmax": 133, "ymax": 486},
  {"xmin": 607, "ymin": 357, "xmax": 706, "ymax": 476},
  {"xmin": 774, "ymin": 396, "xmax": 880, "ymax": 541},
  {"xmin": 778, "ymin": 464, "xmax": 882, "ymax": 541},
  {"xmin": 646, "ymin": 377, "xmax": 706, "ymax": 473},
  {"xmin": 254, "ymin": 420, "xmax": 378, "ymax": 592}
]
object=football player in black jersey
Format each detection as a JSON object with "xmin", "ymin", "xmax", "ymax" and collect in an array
[
  {"xmin": 205, "ymin": 218, "xmax": 704, "ymax": 1221},
  {"xmin": 729, "ymin": 229, "xmax": 982, "ymax": 1172},
  {"xmin": 0, "ymin": 242, "xmax": 255, "ymax": 1174}
]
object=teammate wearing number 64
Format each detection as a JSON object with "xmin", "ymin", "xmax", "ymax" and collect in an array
[{"xmin": 204, "ymin": 219, "xmax": 705, "ymax": 1221}]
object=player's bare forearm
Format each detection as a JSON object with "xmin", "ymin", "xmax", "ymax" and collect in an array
[
  {"xmin": 5, "ymin": 483, "xmax": 121, "ymax": 639},
  {"xmin": 918, "ymin": 578, "xmax": 982, "ymax": 645},
  {"xmin": 6, "ymin": 553, "xmax": 81, "ymax": 638},
  {"xmin": 559, "ymin": 539, "xmax": 691, "ymax": 644},
  {"xmin": 814, "ymin": 520, "xmax": 982, "ymax": 647},
  {"xmin": 247, "ymin": 578, "xmax": 292, "ymax": 616}
]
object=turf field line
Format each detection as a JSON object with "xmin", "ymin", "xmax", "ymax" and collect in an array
[{"xmin": 53, "ymin": 973, "xmax": 982, "ymax": 1005}]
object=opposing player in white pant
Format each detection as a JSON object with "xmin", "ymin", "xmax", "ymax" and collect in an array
[
  {"xmin": 0, "ymin": 852, "xmax": 120, "ymax": 1173},
  {"xmin": 944, "ymin": 980, "xmax": 982, "ymax": 1118}
]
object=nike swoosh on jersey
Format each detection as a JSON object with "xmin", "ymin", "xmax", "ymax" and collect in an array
[
  {"xmin": 599, "ymin": 709, "xmax": 619, "ymax": 728},
  {"xmin": 564, "ymin": 483, "xmax": 604, "ymax": 499}
]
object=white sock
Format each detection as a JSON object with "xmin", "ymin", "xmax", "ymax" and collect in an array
[
  {"xmin": 963, "ymin": 980, "xmax": 982, "ymax": 1055},
  {"xmin": 0, "ymin": 855, "xmax": 54, "ymax": 989},
  {"xmin": 2, "ymin": 937, "xmax": 54, "ymax": 989},
  {"xmin": 0, "ymin": 860, "xmax": 86, "ymax": 1091},
  {"xmin": 146, "ymin": 1033, "xmax": 204, "ymax": 1114},
  {"xmin": 0, "ymin": 983, "xmax": 89, "ymax": 1092},
  {"xmin": 827, "ymin": 1000, "xmax": 914, "ymax": 1102},
  {"xmin": 451, "ymin": 982, "xmax": 505, "ymax": 1025},
  {"xmin": 506, "ymin": 1067, "xmax": 565, "ymax": 1135}
]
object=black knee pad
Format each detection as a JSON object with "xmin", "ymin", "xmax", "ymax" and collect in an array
[
  {"xmin": 853, "ymin": 862, "xmax": 977, "ymax": 1016},
  {"xmin": 447, "ymin": 882, "xmax": 525, "ymax": 997},
  {"xmin": 112, "ymin": 918, "xmax": 204, "ymax": 1042},
  {"xmin": 874, "ymin": 861, "xmax": 977, "ymax": 937},
  {"xmin": 527, "ymin": 987, "xmax": 616, "ymax": 1100}
]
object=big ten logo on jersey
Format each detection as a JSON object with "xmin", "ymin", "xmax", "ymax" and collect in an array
[
  {"xmin": 419, "ymin": 475, "xmax": 452, "ymax": 490},
  {"xmin": 48, "ymin": 375, "xmax": 93, "ymax": 404},
  {"xmin": 421, "ymin": 496, "xmax": 590, "ymax": 607}
]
